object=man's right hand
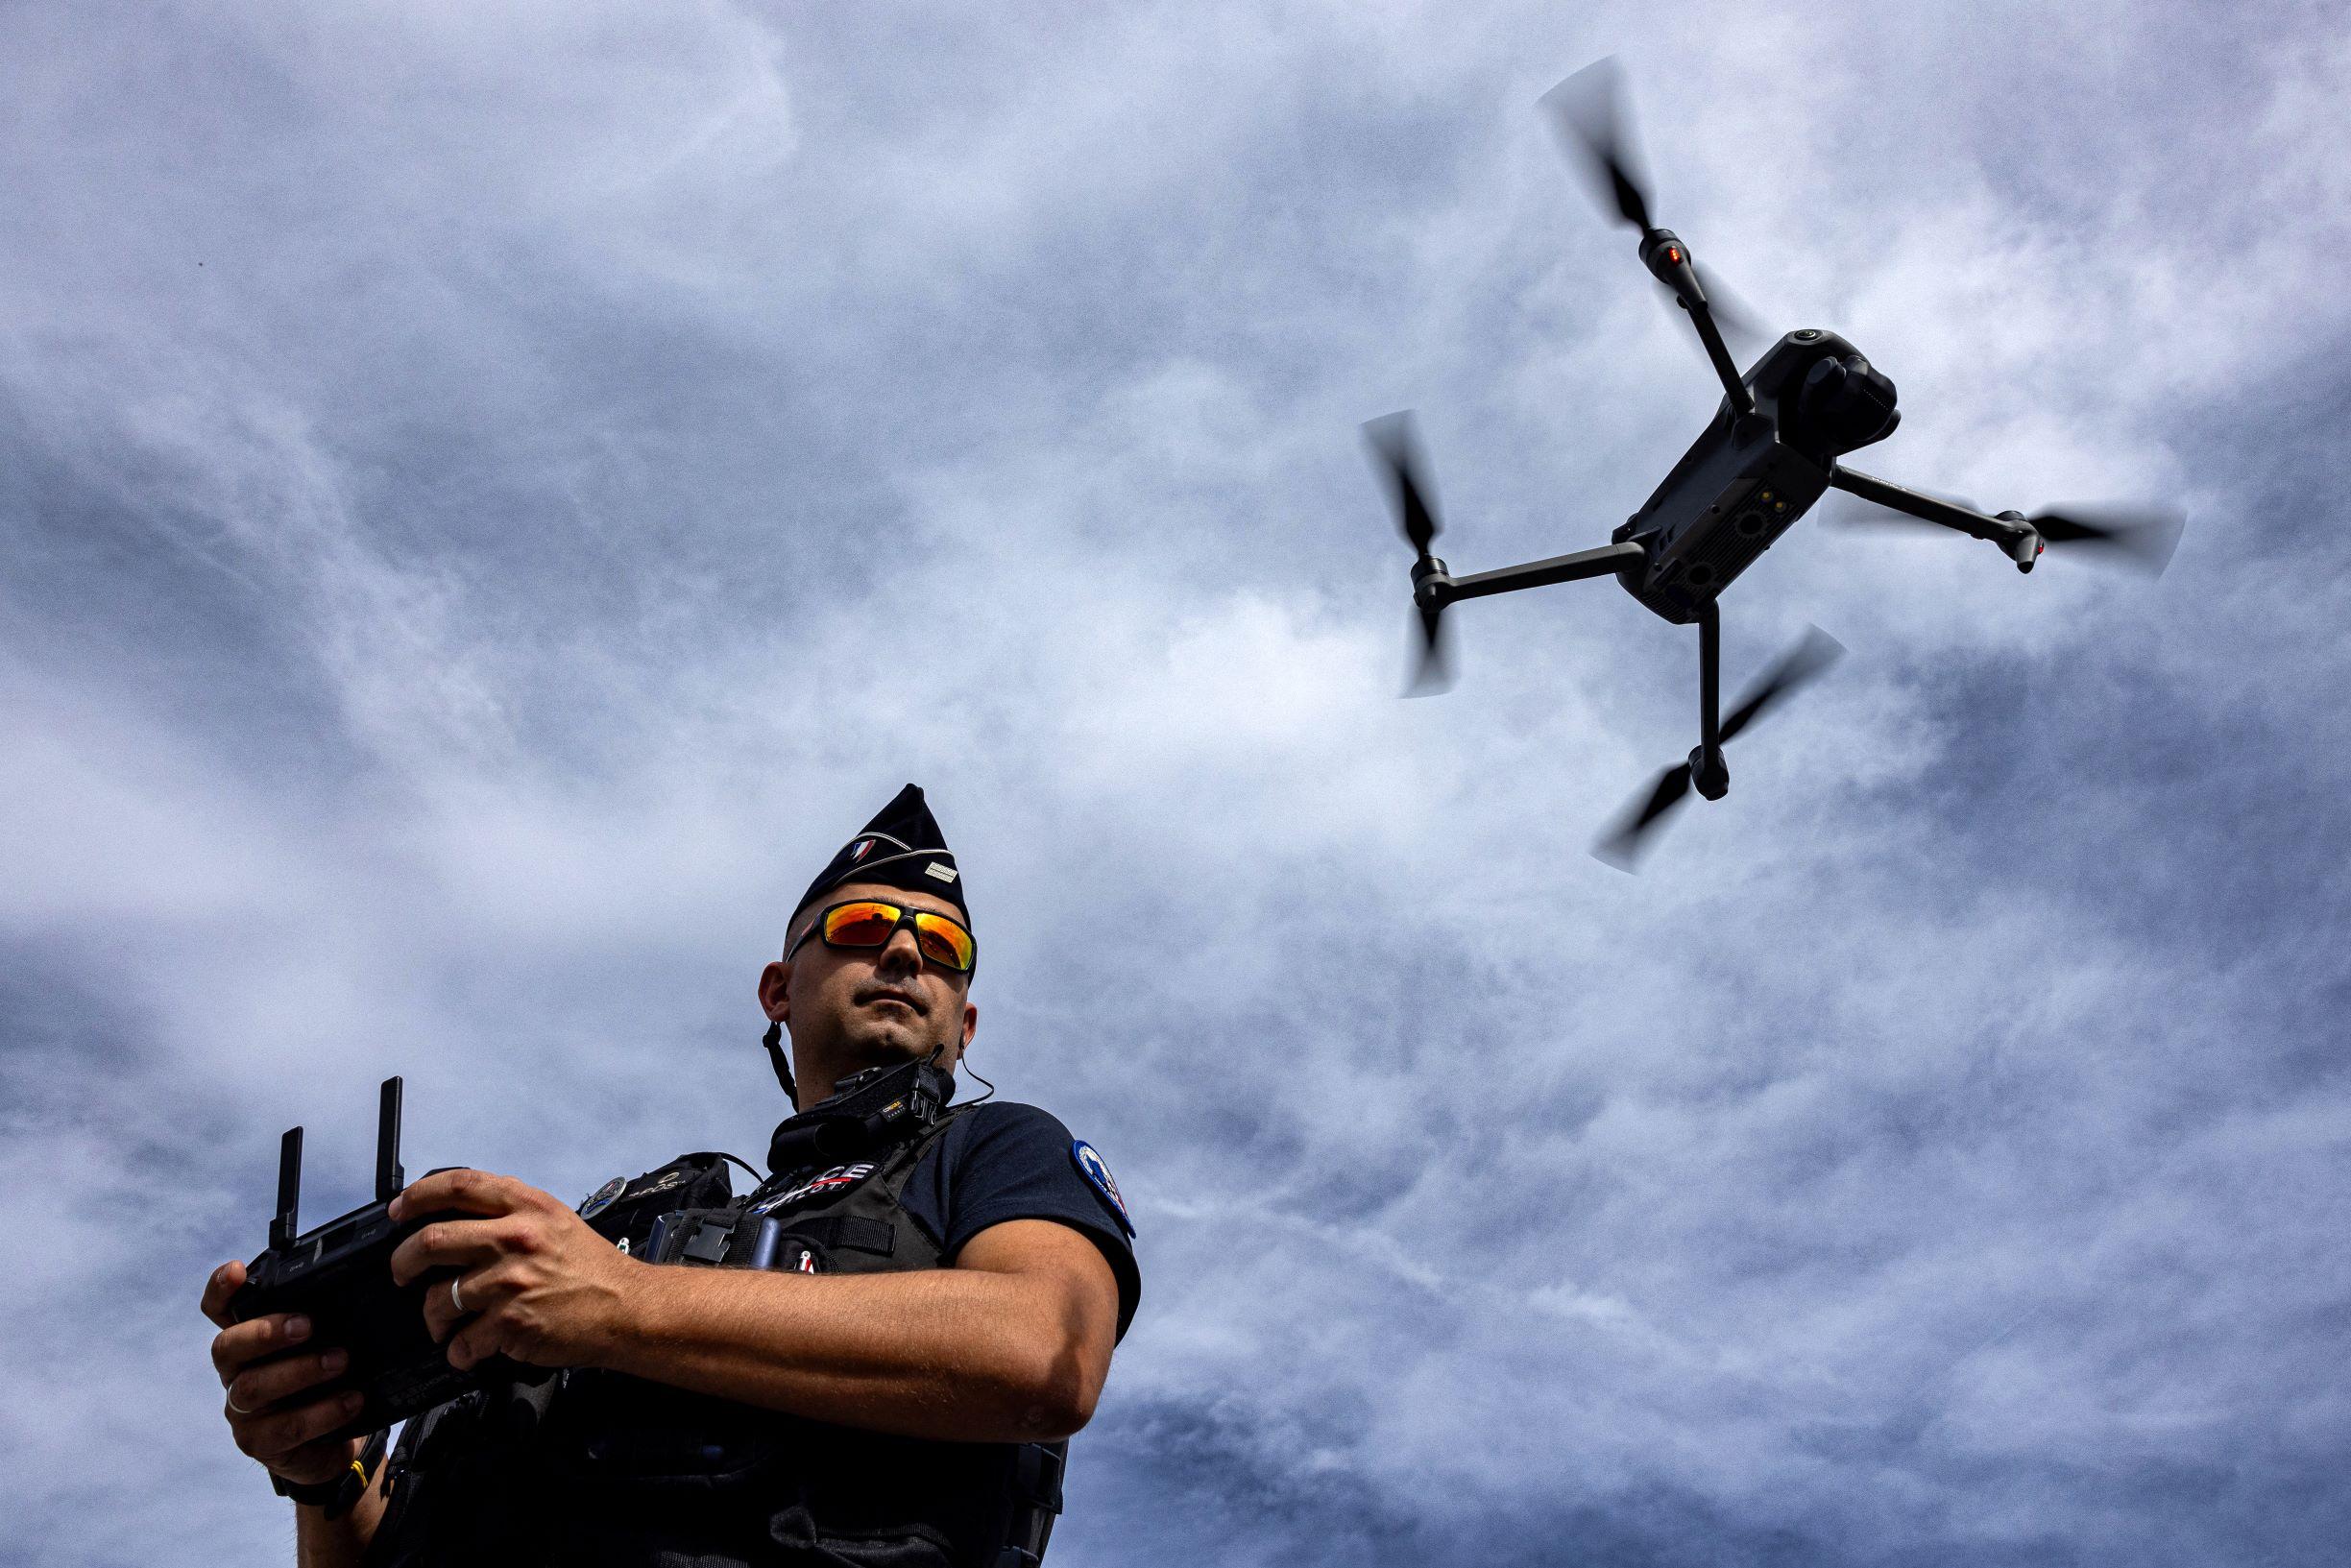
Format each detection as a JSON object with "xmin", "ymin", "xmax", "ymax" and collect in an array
[{"xmin": 203, "ymin": 1259, "xmax": 366, "ymax": 1490}]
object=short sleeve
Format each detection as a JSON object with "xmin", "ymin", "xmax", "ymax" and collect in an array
[{"xmin": 900, "ymin": 1101, "xmax": 1142, "ymax": 1340}]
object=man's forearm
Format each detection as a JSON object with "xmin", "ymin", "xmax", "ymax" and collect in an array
[
  {"xmin": 587, "ymin": 1261, "xmax": 1096, "ymax": 1444},
  {"xmin": 293, "ymin": 1470, "xmax": 387, "ymax": 1568}
]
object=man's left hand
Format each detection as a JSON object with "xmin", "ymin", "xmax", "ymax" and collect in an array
[{"xmin": 389, "ymin": 1170, "xmax": 640, "ymax": 1373}]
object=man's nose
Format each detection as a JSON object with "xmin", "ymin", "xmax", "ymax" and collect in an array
[{"xmin": 877, "ymin": 926, "xmax": 926, "ymax": 974}]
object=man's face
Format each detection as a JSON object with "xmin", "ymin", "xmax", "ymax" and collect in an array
[{"xmin": 760, "ymin": 880, "xmax": 978, "ymax": 1077}]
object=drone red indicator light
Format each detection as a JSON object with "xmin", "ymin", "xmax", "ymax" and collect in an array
[{"xmin": 1666, "ymin": 245, "xmax": 1684, "ymax": 264}]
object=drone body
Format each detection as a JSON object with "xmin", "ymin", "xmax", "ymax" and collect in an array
[
  {"xmin": 1612, "ymin": 326, "xmax": 1894, "ymax": 626},
  {"xmin": 1368, "ymin": 59, "xmax": 2183, "ymax": 868}
]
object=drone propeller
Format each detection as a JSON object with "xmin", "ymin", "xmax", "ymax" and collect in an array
[
  {"xmin": 1544, "ymin": 59, "xmax": 1770, "ymax": 374},
  {"xmin": 1363, "ymin": 412, "xmax": 1458, "ymax": 696},
  {"xmin": 1827, "ymin": 492, "xmax": 2186, "ymax": 576},
  {"xmin": 1543, "ymin": 57, "xmax": 1654, "ymax": 233},
  {"xmin": 2028, "ymin": 504, "xmax": 2187, "ymax": 574},
  {"xmin": 1592, "ymin": 626, "xmax": 1846, "ymax": 870},
  {"xmin": 1407, "ymin": 598, "xmax": 1458, "ymax": 697}
]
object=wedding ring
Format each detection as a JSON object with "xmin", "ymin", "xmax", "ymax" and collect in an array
[
  {"xmin": 227, "ymin": 1389, "xmax": 255, "ymax": 1415},
  {"xmin": 449, "ymin": 1276, "xmax": 466, "ymax": 1315}
]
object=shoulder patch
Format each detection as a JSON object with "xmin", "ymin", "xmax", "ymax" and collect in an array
[
  {"xmin": 626, "ymin": 1168, "xmax": 692, "ymax": 1201},
  {"xmin": 577, "ymin": 1176, "xmax": 627, "ymax": 1219},
  {"xmin": 1069, "ymin": 1140, "xmax": 1134, "ymax": 1239}
]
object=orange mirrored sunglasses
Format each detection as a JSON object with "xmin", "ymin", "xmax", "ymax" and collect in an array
[{"xmin": 787, "ymin": 899, "xmax": 977, "ymax": 974}]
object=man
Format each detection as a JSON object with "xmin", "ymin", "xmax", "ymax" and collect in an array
[{"xmin": 201, "ymin": 784, "xmax": 1140, "ymax": 1566}]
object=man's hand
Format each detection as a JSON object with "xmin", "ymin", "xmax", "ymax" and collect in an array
[
  {"xmin": 388, "ymin": 1170, "xmax": 641, "ymax": 1373},
  {"xmin": 202, "ymin": 1261, "xmax": 366, "ymax": 1488}
]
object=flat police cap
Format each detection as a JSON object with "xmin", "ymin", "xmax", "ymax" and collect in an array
[{"xmin": 791, "ymin": 783, "xmax": 969, "ymax": 928}]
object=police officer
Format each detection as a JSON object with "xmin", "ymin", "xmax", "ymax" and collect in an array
[{"xmin": 201, "ymin": 784, "xmax": 1141, "ymax": 1566}]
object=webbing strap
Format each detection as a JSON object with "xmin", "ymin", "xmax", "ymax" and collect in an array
[
  {"xmin": 784, "ymin": 1214, "xmax": 897, "ymax": 1257},
  {"xmin": 997, "ymin": 1440, "xmax": 1065, "ymax": 1568},
  {"xmin": 1012, "ymin": 1443, "xmax": 1065, "ymax": 1513}
]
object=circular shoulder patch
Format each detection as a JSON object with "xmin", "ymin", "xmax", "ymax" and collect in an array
[
  {"xmin": 1069, "ymin": 1140, "xmax": 1134, "ymax": 1239},
  {"xmin": 577, "ymin": 1176, "xmax": 628, "ymax": 1219}
]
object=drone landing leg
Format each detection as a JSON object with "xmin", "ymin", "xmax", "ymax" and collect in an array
[{"xmin": 1693, "ymin": 602, "xmax": 1729, "ymax": 800}]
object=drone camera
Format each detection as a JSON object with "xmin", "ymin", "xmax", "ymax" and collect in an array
[{"xmin": 1794, "ymin": 352, "xmax": 1900, "ymax": 455}]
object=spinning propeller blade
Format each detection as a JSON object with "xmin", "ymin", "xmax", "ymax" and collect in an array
[
  {"xmin": 1592, "ymin": 627, "xmax": 1846, "ymax": 870},
  {"xmin": 1407, "ymin": 603, "xmax": 1457, "ymax": 697},
  {"xmin": 1364, "ymin": 412, "xmax": 1458, "ymax": 696},
  {"xmin": 2030, "ymin": 504, "xmax": 2186, "ymax": 575},
  {"xmin": 1363, "ymin": 412, "xmax": 1442, "ymax": 562},
  {"xmin": 1542, "ymin": 58, "xmax": 1653, "ymax": 233},
  {"xmin": 1721, "ymin": 626, "xmax": 1845, "ymax": 743},
  {"xmin": 1592, "ymin": 762, "xmax": 1691, "ymax": 870}
]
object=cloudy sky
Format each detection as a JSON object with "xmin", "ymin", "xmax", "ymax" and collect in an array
[{"xmin": 6, "ymin": 2, "xmax": 2349, "ymax": 1563}]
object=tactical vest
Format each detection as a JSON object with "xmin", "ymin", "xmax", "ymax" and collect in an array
[{"xmin": 365, "ymin": 1107, "xmax": 1065, "ymax": 1568}]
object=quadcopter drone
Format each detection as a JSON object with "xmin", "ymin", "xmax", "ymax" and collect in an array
[{"xmin": 1369, "ymin": 59, "xmax": 2184, "ymax": 868}]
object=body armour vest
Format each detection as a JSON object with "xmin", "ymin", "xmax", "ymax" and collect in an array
[{"xmin": 364, "ymin": 1105, "xmax": 1065, "ymax": 1568}]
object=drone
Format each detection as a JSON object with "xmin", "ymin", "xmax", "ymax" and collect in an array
[{"xmin": 1369, "ymin": 59, "xmax": 2185, "ymax": 869}]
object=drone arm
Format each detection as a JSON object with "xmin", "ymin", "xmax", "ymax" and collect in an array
[
  {"xmin": 1431, "ymin": 540, "xmax": 1646, "ymax": 605},
  {"xmin": 1640, "ymin": 232, "xmax": 1755, "ymax": 419},
  {"xmin": 1686, "ymin": 302, "xmax": 1755, "ymax": 419},
  {"xmin": 1828, "ymin": 467, "xmax": 2029, "ymax": 547}
]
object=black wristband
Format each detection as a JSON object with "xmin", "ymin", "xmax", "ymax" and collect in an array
[
  {"xmin": 271, "ymin": 1470, "xmax": 344, "ymax": 1507},
  {"xmin": 273, "ymin": 1429, "xmax": 387, "ymax": 1520}
]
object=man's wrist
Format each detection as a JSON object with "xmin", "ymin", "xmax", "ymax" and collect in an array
[
  {"xmin": 584, "ymin": 1255, "xmax": 673, "ymax": 1372},
  {"xmin": 276, "ymin": 1429, "xmax": 387, "ymax": 1520}
]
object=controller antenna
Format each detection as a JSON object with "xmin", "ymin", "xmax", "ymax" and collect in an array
[
  {"xmin": 374, "ymin": 1076, "xmax": 405, "ymax": 1203},
  {"xmin": 270, "ymin": 1126, "xmax": 303, "ymax": 1251}
]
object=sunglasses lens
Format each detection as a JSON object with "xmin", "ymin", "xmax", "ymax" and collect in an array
[
  {"xmin": 824, "ymin": 902, "xmax": 901, "ymax": 947},
  {"xmin": 819, "ymin": 903, "xmax": 974, "ymax": 971},
  {"xmin": 913, "ymin": 914, "xmax": 976, "ymax": 971}
]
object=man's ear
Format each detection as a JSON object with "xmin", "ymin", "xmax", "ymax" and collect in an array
[
  {"xmin": 759, "ymin": 959, "xmax": 791, "ymax": 1023},
  {"xmin": 959, "ymin": 1001, "xmax": 979, "ymax": 1051}
]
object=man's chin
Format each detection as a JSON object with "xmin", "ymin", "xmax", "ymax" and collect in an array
[{"xmin": 839, "ymin": 1020, "xmax": 935, "ymax": 1064}]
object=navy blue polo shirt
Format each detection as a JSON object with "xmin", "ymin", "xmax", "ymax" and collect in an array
[{"xmin": 895, "ymin": 1100, "xmax": 1140, "ymax": 1340}]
